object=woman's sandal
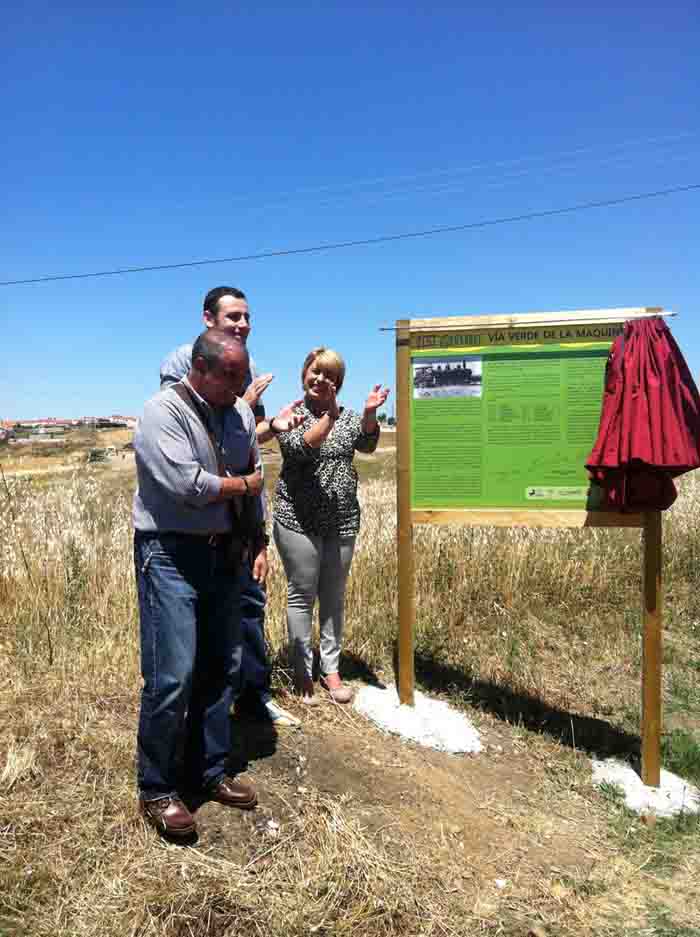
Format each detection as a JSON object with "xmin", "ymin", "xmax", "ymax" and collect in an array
[{"xmin": 320, "ymin": 673, "xmax": 354, "ymax": 704}]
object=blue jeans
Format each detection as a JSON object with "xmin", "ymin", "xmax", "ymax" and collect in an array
[
  {"xmin": 134, "ymin": 533, "xmax": 242, "ymax": 800},
  {"xmin": 238, "ymin": 564, "xmax": 272, "ymax": 708}
]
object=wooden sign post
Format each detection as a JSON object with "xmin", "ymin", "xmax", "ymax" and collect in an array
[
  {"xmin": 396, "ymin": 319, "xmax": 416, "ymax": 705},
  {"xmin": 395, "ymin": 307, "xmax": 666, "ymax": 786},
  {"xmin": 642, "ymin": 510, "xmax": 663, "ymax": 786}
]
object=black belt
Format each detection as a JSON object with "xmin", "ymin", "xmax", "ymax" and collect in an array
[
  {"xmin": 137, "ymin": 531, "xmax": 233, "ymax": 547},
  {"xmin": 202, "ymin": 532, "xmax": 233, "ymax": 547}
]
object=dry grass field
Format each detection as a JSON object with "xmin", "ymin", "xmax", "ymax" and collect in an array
[
  {"xmin": 1, "ymin": 430, "xmax": 134, "ymax": 481},
  {"xmin": 2, "ymin": 437, "xmax": 700, "ymax": 937}
]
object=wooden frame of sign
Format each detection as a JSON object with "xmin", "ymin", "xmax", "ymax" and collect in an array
[{"xmin": 396, "ymin": 307, "xmax": 665, "ymax": 786}]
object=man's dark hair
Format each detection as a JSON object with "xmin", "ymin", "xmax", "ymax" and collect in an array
[
  {"xmin": 191, "ymin": 328, "xmax": 248, "ymax": 372},
  {"xmin": 203, "ymin": 286, "xmax": 246, "ymax": 317}
]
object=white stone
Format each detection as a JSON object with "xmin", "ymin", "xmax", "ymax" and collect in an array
[
  {"xmin": 354, "ymin": 684, "xmax": 482, "ymax": 754},
  {"xmin": 592, "ymin": 758, "xmax": 700, "ymax": 817}
]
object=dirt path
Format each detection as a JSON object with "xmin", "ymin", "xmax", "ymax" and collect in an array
[{"xmin": 193, "ymin": 693, "xmax": 594, "ymax": 897}]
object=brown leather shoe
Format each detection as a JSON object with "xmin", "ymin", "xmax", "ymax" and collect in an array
[
  {"xmin": 208, "ymin": 776, "xmax": 258, "ymax": 810},
  {"xmin": 140, "ymin": 795, "xmax": 196, "ymax": 838}
]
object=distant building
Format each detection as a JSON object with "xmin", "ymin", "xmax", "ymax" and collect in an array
[
  {"xmin": 1, "ymin": 414, "xmax": 135, "ymax": 432},
  {"xmin": 111, "ymin": 414, "xmax": 137, "ymax": 428},
  {"xmin": 10, "ymin": 437, "xmax": 64, "ymax": 446},
  {"xmin": 80, "ymin": 415, "xmax": 137, "ymax": 429}
]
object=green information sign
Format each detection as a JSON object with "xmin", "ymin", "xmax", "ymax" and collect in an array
[
  {"xmin": 410, "ymin": 325, "xmax": 621, "ymax": 510},
  {"xmin": 396, "ymin": 309, "xmax": 665, "ymax": 786}
]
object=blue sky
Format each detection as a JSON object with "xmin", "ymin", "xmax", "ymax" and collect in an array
[{"xmin": 1, "ymin": 1, "xmax": 698, "ymax": 420}]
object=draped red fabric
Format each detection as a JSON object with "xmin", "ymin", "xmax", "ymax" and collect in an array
[{"xmin": 585, "ymin": 317, "xmax": 700, "ymax": 511}]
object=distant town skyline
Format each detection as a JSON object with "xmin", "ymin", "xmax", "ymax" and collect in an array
[{"xmin": 1, "ymin": 415, "xmax": 137, "ymax": 426}]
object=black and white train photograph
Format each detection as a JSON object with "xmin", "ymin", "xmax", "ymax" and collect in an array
[{"xmin": 412, "ymin": 356, "xmax": 483, "ymax": 399}]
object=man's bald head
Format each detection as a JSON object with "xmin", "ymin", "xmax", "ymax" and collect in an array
[
  {"xmin": 191, "ymin": 328, "xmax": 249, "ymax": 372},
  {"xmin": 189, "ymin": 328, "xmax": 250, "ymax": 407}
]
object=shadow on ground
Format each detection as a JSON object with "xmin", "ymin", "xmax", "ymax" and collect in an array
[
  {"xmin": 338, "ymin": 650, "xmax": 387, "ymax": 688},
  {"xmin": 227, "ymin": 712, "xmax": 279, "ymax": 774},
  {"xmin": 398, "ymin": 648, "xmax": 641, "ymax": 762},
  {"xmin": 270, "ymin": 648, "xmax": 387, "ymax": 688}
]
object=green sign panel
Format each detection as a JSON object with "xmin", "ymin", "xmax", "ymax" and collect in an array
[{"xmin": 410, "ymin": 328, "xmax": 619, "ymax": 510}]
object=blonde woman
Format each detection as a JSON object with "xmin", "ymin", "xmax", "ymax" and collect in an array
[{"xmin": 272, "ymin": 348, "xmax": 390, "ymax": 704}]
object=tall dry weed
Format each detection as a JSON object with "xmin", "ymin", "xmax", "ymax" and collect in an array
[{"xmin": 3, "ymin": 469, "xmax": 700, "ymax": 716}]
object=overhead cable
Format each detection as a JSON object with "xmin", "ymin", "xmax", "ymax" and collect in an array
[{"xmin": 2, "ymin": 182, "xmax": 698, "ymax": 287}]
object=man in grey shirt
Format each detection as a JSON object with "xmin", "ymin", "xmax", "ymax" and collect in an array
[
  {"xmin": 134, "ymin": 329, "xmax": 264, "ymax": 840},
  {"xmin": 160, "ymin": 286, "xmax": 301, "ymax": 729}
]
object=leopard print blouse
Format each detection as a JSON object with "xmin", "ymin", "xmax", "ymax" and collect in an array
[{"xmin": 273, "ymin": 403, "xmax": 380, "ymax": 537}]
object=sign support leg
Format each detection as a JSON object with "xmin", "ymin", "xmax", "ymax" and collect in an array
[
  {"xmin": 641, "ymin": 509, "xmax": 662, "ymax": 787},
  {"xmin": 396, "ymin": 320, "xmax": 415, "ymax": 705}
]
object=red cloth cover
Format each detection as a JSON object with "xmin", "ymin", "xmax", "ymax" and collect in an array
[{"xmin": 585, "ymin": 317, "xmax": 700, "ymax": 511}]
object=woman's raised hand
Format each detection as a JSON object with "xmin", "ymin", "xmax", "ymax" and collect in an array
[
  {"xmin": 325, "ymin": 385, "xmax": 341, "ymax": 421},
  {"xmin": 364, "ymin": 384, "xmax": 390, "ymax": 413}
]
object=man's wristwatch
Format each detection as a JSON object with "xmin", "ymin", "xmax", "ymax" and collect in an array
[{"xmin": 269, "ymin": 417, "xmax": 282, "ymax": 436}]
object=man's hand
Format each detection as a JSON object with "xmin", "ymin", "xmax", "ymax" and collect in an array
[
  {"xmin": 363, "ymin": 384, "xmax": 390, "ymax": 414},
  {"xmin": 251, "ymin": 548, "xmax": 269, "ymax": 585},
  {"xmin": 243, "ymin": 373, "xmax": 273, "ymax": 408},
  {"xmin": 272, "ymin": 399, "xmax": 305, "ymax": 432},
  {"xmin": 244, "ymin": 470, "xmax": 264, "ymax": 497},
  {"xmin": 216, "ymin": 469, "xmax": 264, "ymax": 502}
]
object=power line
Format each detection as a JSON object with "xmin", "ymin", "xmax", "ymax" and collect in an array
[
  {"xmin": 2, "ymin": 182, "xmax": 699, "ymax": 287},
  {"xmin": 313, "ymin": 148, "xmax": 699, "ymax": 212},
  {"xmin": 231, "ymin": 129, "xmax": 700, "ymax": 209}
]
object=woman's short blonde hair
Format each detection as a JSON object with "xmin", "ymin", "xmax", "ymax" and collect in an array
[{"xmin": 301, "ymin": 347, "xmax": 346, "ymax": 392}]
